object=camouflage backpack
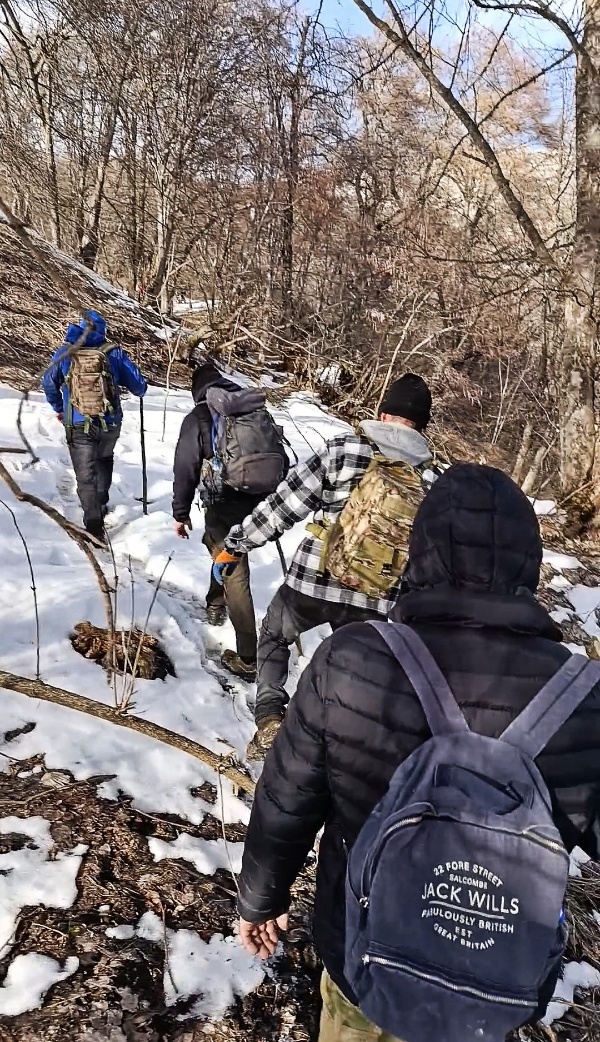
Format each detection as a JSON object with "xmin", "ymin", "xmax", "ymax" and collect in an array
[
  {"xmin": 66, "ymin": 345, "xmax": 117, "ymax": 430},
  {"xmin": 321, "ymin": 455, "xmax": 436, "ymax": 600}
]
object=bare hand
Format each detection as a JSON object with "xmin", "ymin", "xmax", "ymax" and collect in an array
[
  {"xmin": 175, "ymin": 519, "xmax": 192, "ymax": 539},
  {"xmin": 56, "ymin": 412, "xmax": 64, "ymax": 423},
  {"xmin": 238, "ymin": 914, "xmax": 288, "ymax": 960}
]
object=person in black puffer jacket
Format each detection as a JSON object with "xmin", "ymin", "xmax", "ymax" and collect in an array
[
  {"xmin": 236, "ymin": 463, "xmax": 600, "ymax": 1041},
  {"xmin": 172, "ymin": 361, "xmax": 263, "ymax": 679}
]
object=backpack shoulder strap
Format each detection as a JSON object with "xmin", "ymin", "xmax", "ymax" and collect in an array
[
  {"xmin": 369, "ymin": 621, "xmax": 469, "ymax": 736},
  {"xmin": 500, "ymin": 654, "xmax": 600, "ymax": 759}
]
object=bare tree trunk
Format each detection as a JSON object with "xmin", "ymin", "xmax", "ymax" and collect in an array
[
  {"xmin": 559, "ymin": 0, "xmax": 600, "ymax": 530},
  {"xmin": 147, "ymin": 189, "xmax": 175, "ymax": 309},
  {"xmin": 44, "ymin": 100, "xmax": 62, "ymax": 249},
  {"xmin": 0, "ymin": 0, "xmax": 62, "ymax": 246},
  {"xmin": 79, "ymin": 68, "xmax": 128, "ymax": 269},
  {"xmin": 512, "ymin": 420, "xmax": 533, "ymax": 485}
]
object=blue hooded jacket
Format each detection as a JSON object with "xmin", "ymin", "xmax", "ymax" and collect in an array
[{"xmin": 42, "ymin": 310, "xmax": 147, "ymax": 426}]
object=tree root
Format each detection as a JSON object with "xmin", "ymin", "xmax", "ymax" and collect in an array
[{"xmin": 0, "ymin": 669, "xmax": 255, "ymax": 795}]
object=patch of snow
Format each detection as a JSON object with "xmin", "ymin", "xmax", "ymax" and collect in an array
[
  {"xmin": 148, "ymin": 833, "xmax": 243, "ymax": 876},
  {"xmin": 166, "ymin": 929, "xmax": 264, "ymax": 1019},
  {"xmin": 106, "ymin": 924, "xmax": 135, "ymax": 940},
  {"xmin": 532, "ymin": 499, "xmax": 556, "ymax": 516},
  {"xmin": 0, "ymin": 817, "xmax": 85, "ymax": 957},
  {"xmin": 0, "ymin": 953, "xmax": 78, "ymax": 1016},
  {"xmin": 151, "ymin": 325, "xmax": 173, "ymax": 341},
  {"xmin": 108, "ymin": 911, "xmax": 263, "ymax": 1019},
  {"xmin": 563, "ymin": 642, "xmax": 588, "ymax": 656},
  {"xmin": 543, "ymin": 549, "xmax": 583, "ymax": 570},
  {"xmin": 549, "ymin": 574, "xmax": 573, "ymax": 591},
  {"xmin": 0, "ymin": 389, "xmax": 255, "ymax": 828},
  {"xmin": 136, "ymin": 910, "xmax": 165, "ymax": 944},
  {"xmin": 566, "ymin": 585, "xmax": 600, "ymax": 639},
  {"xmin": 318, "ymin": 364, "xmax": 342, "ymax": 386},
  {"xmin": 569, "ymin": 846, "xmax": 591, "ymax": 878},
  {"xmin": 544, "ymin": 961, "xmax": 600, "ymax": 1026},
  {"xmin": 172, "ymin": 299, "xmax": 213, "ymax": 315},
  {"xmin": 550, "ymin": 608, "xmax": 572, "ymax": 624}
]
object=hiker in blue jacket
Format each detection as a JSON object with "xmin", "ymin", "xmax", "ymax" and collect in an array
[{"xmin": 42, "ymin": 310, "xmax": 147, "ymax": 541}]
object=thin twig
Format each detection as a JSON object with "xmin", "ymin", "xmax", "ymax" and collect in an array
[
  {"xmin": 0, "ymin": 459, "xmax": 114, "ymax": 635},
  {"xmin": 161, "ymin": 900, "xmax": 177, "ymax": 998},
  {"xmin": 105, "ymin": 530, "xmax": 120, "ymax": 701},
  {"xmin": 119, "ymin": 555, "xmax": 173, "ymax": 710},
  {"xmin": 161, "ymin": 321, "xmax": 186, "ymax": 443},
  {"xmin": 0, "ymin": 499, "xmax": 41, "ymax": 680},
  {"xmin": 217, "ymin": 768, "xmax": 241, "ymax": 899}
]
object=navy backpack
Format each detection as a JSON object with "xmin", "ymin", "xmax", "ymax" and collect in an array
[{"xmin": 345, "ymin": 622, "xmax": 599, "ymax": 1042}]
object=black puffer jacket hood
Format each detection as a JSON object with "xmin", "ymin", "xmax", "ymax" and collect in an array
[{"xmin": 405, "ymin": 462, "xmax": 543, "ymax": 594}]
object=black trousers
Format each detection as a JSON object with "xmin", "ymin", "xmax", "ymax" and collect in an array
[
  {"xmin": 67, "ymin": 423, "xmax": 121, "ymax": 536},
  {"xmin": 203, "ymin": 496, "xmax": 260, "ymax": 663},
  {"xmin": 256, "ymin": 583, "xmax": 383, "ymax": 724}
]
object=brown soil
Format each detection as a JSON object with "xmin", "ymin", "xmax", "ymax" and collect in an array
[{"xmin": 0, "ymin": 758, "xmax": 320, "ymax": 1042}]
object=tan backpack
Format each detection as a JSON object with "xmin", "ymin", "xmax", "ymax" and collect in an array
[
  {"xmin": 313, "ymin": 455, "xmax": 434, "ymax": 600},
  {"xmin": 66, "ymin": 345, "xmax": 117, "ymax": 429}
]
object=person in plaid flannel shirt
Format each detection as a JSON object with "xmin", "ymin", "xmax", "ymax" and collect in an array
[{"xmin": 214, "ymin": 374, "xmax": 435, "ymax": 754}]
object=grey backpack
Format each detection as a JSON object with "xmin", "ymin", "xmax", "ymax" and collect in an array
[
  {"xmin": 345, "ymin": 622, "xmax": 600, "ymax": 1042},
  {"xmin": 205, "ymin": 386, "xmax": 288, "ymax": 496}
]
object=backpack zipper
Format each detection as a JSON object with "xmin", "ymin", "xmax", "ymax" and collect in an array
[
  {"xmin": 360, "ymin": 814, "xmax": 567, "ymax": 907},
  {"xmin": 360, "ymin": 814, "xmax": 425, "ymax": 903},
  {"xmin": 361, "ymin": 953, "xmax": 532, "ymax": 1008}
]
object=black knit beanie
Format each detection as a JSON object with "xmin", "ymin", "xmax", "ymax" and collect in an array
[
  {"xmin": 379, "ymin": 373, "xmax": 432, "ymax": 430},
  {"xmin": 191, "ymin": 361, "xmax": 223, "ymax": 403}
]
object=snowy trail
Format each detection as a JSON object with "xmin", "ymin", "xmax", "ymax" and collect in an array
[
  {"xmin": 0, "ymin": 381, "xmax": 347, "ymax": 1018},
  {"xmin": 1, "ymin": 381, "xmax": 599, "ymax": 1025},
  {"xmin": 0, "ymin": 384, "xmax": 346, "ymax": 804}
]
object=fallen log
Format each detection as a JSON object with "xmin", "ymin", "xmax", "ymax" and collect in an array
[{"xmin": 0, "ymin": 669, "xmax": 255, "ymax": 795}]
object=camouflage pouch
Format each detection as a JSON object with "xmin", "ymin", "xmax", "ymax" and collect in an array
[
  {"xmin": 319, "ymin": 971, "xmax": 403, "ymax": 1042},
  {"xmin": 323, "ymin": 455, "xmax": 426, "ymax": 600}
]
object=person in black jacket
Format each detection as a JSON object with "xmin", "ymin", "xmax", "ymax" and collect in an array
[
  {"xmin": 172, "ymin": 361, "xmax": 262, "ymax": 680},
  {"xmin": 236, "ymin": 463, "xmax": 600, "ymax": 1041}
]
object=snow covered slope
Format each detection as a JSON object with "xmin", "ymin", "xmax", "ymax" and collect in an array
[
  {"xmin": 0, "ymin": 381, "xmax": 348, "ymax": 1024},
  {"xmin": 0, "ymin": 383, "xmax": 350, "ymax": 790}
]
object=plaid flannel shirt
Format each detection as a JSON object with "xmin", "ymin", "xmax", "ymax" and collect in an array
[{"xmin": 225, "ymin": 432, "xmax": 397, "ymax": 613}]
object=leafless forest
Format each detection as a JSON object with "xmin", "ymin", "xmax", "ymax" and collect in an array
[{"xmin": 0, "ymin": 0, "xmax": 598, "ymax": 525}]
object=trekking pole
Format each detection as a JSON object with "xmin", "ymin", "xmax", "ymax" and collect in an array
[
  {"xmin": 140, "ymin": 398, "xmax": 148, "ymax": 515},
  {"xmin": 275, "ymin": 539, "xmax": 303, "ymax": 657}
]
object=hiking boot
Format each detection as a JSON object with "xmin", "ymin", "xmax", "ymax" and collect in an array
[
  {"xmin": 246, "ymin": 715, "xmax": 284, "ymax": 759},
  {"xmin": 206, "ymin": 604, "xmax": 227, "ymax": 627},
  {"xmin": 221, "ymin": 649, "xmax": 257, "ymax": 682}
]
